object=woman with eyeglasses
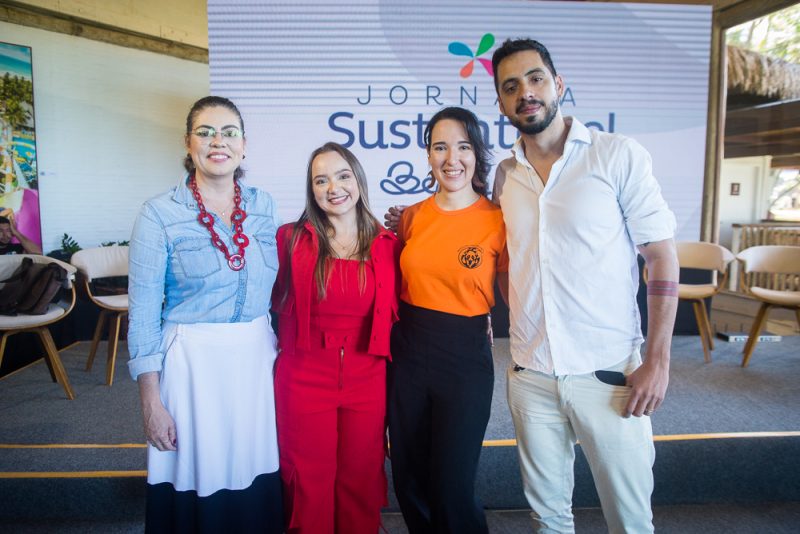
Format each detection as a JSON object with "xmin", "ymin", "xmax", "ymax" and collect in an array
[
  {"xmin": 128, "ymin": 96, "xmax": 283, "ymax": 532},
  {"xmin": 272, "ymin": 142, "xmax": 400, "ymax": 533}
]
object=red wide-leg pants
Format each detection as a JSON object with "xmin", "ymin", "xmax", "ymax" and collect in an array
[{"xmin": 275, "ymin": 338, "xmax": 387, "ymax": 534}]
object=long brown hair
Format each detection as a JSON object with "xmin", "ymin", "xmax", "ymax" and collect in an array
[{"xmin": 288, "ymin": 142, "xmax": 380, "ymax": 300}]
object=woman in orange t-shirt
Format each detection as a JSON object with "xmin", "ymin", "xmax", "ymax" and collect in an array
[{"xmin": 388, "ymin": 107, "xmax": 507, "ymax": 534}]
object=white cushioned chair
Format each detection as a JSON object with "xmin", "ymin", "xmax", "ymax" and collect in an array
[
  {"xmin": 736, "ymin": 245, "xmax": 800, "ymax": 367},
  {"xmin": 0, "ymin": 254, "xmax": 78, "ymax": 399},
  {"xmin": 70, "ymin": 246, "xmax": 129, "ymax": 386}
]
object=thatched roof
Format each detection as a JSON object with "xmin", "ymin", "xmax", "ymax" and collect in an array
[{"xmin": 727, "ymin": 45, "xmax": 800, "ymax": 102}]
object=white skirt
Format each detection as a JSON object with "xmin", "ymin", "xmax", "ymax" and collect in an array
[{"xmin": 146, "ymin": 315, "xmax": 280, "ymax": 497}]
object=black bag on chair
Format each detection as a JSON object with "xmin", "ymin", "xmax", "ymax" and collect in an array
[{"xmin": 0, "ymin": 258, "xmax": 68, "ymax": 316}]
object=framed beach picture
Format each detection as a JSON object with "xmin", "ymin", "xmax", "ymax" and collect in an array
[{"xmin": 0, "ymin": 41, "xmax": 41, "ymax": 251}]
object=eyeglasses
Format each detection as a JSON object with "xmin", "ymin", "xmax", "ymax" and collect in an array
[{"xmin": 190, "ymin": 126, "xmax": 244, "ymax": 141}]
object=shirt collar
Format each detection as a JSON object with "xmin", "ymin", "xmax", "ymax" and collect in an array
[
  {"xmin": 510, "ymin": 116, "xmax": 592, "ymax": 168},
  {"xmin": 172, "ymin": 172, "xmax": 255, "ymax": 207}
]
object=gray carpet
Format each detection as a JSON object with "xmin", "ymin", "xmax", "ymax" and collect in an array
[
  {"xmin": 656, "ymin": 335, "xmax": 800, "ymax": 434},
  {"xmin": 386, "ymin": 502, "xmax": 800, "ymax": 534},
  {"xmin": 485, "ymin": 334, "xmax": 800, "ymax": 438},
  {"xmin": 1, "ymin": 335, "xmax": 799, "ymax": 530},
  {"xmin": 3, "ymin": 335, "xmax": 799, "ymax": 446},
  {"xmin": 2, "ymin": 503, "xmax": 800, "ymax": 533}
]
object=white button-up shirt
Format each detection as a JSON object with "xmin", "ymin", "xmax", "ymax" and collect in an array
[{"xmin": 493, "ymin": 117, "xmax": 676, "ymax": 375}]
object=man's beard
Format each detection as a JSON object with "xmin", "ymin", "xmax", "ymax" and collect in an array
[{"xmin": 510, "ymin": 97, "xmax": 559, "ymax": 135}]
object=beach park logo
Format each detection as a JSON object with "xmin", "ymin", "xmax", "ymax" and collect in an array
[
  {"xmin": 458, "ymin": 245, "xmax": 484, "ymax": 269},
  {"xmin": 448, "ymin": 33, "xmax": 495, "ymax": 78}
]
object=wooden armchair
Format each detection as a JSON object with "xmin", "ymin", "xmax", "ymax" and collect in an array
[
  {"xmin": 0, "ymin": 255, "xmax": 78, "ymax": 399},
  {"xmin": 737, "ymin": 245, "xmax": 800, "ymax": 367},
  {"xmin": 70, "ymin": 246, "xmax": 129, "ymax": 386},
  {"xmin": 644, "ymin": 242, "xmax": 734, "ymax": 362}
]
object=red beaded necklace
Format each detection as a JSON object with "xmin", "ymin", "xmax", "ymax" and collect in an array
[{"xmin": 189, "ymin": 174, "xmax": 249, "ymax": 271}]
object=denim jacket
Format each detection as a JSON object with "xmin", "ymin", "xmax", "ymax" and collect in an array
[{"xmin": 127, "ymin": 176, "xmax": 280, "ymax": 380}]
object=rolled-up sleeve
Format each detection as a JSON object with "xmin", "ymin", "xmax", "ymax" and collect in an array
[
  {"xmin": 617, "ymin": 138, "xmax": 676, "ymax": 246},
  {"xmin": 127, "ymin": 202, "xmax": 168, "ymax": 380}
]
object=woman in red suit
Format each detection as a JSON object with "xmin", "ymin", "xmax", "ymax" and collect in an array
[{"xmin": 272, "ymin": 142, "xmax": 400, "ymax": 534}]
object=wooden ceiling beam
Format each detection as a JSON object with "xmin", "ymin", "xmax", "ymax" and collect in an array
[
  {"xmin": 0, "ymin": 0, "xmax": 208, "ymax": 63},
  {"xmin": 725, "ymin": 142, "xmax": 800, "ymax": 158},
  {"xmin": 771, "ymin": 155, "xmax": 800, "ymax": 168},
  {"xmin": 726, "ymin": 140, "xmax": 800, "ymax": 152},
  {"xmin": 724, "ymin": 100, "xmax": 800, "ymax": 136},
  {"xmin": 726, "ymin": 126, "xmax": 800, "ymax": 139},
  {"xmin": 726, "ymin": 127, "xmax": 800, "ymax": 141}
]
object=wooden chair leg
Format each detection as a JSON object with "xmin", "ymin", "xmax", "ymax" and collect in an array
[
  {"xmin": 35, "ymin": 327, "xmax": 75, "ymax": 400},
  {"xmin": 106, "ymin": 312, "xmax": 122, "ymax": 386},
  {"xmin": 0, "ymin": 331, "xmax": 11, "ymax": 371},
  {"xmin": 692, "ymin": 301, "xmax": 711, "ymax": 363},
  {"xmin": 698, "ymin": 299, "xmax": 714, "ymax": 351},
  {"xmin": 795, "ymin": 308, "xmax": 800, "ymax": 332},
  {"xmin": 41, "ymin": 343, "xmax": 58, "ymax": 382},
  {"xmin": 86, "ymin": 309, "xmax": 108, "ymax": 371},
  {"xmin": 742, "ymin": 303, "xmax": 770, "ymax": 368}
]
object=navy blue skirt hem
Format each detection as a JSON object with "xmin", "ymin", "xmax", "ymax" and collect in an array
[{"xmin": 145, "ymin": 471, "xmax": 284, "ymax": 534}]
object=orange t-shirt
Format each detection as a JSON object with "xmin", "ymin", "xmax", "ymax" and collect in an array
[{"xmin": 398, "ymin": 195, "xmax": 508, "ymax": 317}]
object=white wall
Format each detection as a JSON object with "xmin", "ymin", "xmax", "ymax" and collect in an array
[
  {"xmin": 1, "ymin": 21, "xmax": 209, "ymax": 253},
  {"xmin": 718, "ymin": 155, "xmax": 773, "ymax": 249}
]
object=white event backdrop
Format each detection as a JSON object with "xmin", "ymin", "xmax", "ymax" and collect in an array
[{"xmin": 208, "ymin": 0, "xmax": 711, "ymax": 240}]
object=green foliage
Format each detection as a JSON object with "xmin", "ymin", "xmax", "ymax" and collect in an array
[
  {"xmin": 727, "ymin": 5, "xmax": 800, "ymax": 63},
  {"xmin": 0, "ymin": 73, "xmax": 34, "ymax": 128},
  {"xmin": 101, "ymin": 240, "xmax": 130, "ymax": 247},
  {"xmin": 60, "ymin": 233, "xmax": 81, "ymax": 254}
]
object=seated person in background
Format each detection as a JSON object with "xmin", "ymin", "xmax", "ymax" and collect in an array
[{"xmin": 0, "ymin": 213, "xmax": 42, "ymax": 254}]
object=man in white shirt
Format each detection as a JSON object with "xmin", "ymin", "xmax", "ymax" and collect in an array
[{"xmin": 492, "ymin": 39, "xmax": 679, "ymax": 533}]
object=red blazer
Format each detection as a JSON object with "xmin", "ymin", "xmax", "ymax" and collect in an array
[{"xmin": 272, "ymin": 221, "xmax": 401, "ymax": 358}]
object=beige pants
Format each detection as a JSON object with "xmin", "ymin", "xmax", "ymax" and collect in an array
[{"xmin": 507, "ymin": 350, "xmax": 655, "ymax": 534}]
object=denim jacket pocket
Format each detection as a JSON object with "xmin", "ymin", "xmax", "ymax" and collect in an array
[
  {"xmin": 174, "ymin": 237, "xmax": 222, "ymax": 279},
  {"xmin": 255, "ymin": 233, "xmax": 279, "ymax": 273}
]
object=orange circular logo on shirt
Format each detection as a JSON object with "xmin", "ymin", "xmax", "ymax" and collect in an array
[{"xmin": 458, "ymin": 245, "xmax": 484, "ymax": 269}]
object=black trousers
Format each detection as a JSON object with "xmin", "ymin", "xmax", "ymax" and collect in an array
[{"xmin": 388, "ymin": 302, "xmax": 493, "ymax": 534}]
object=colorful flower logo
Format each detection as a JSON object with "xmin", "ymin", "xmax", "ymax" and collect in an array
[{"xmin": 448, "ymin": 33, "xmax": 495, "ymax": 78}]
